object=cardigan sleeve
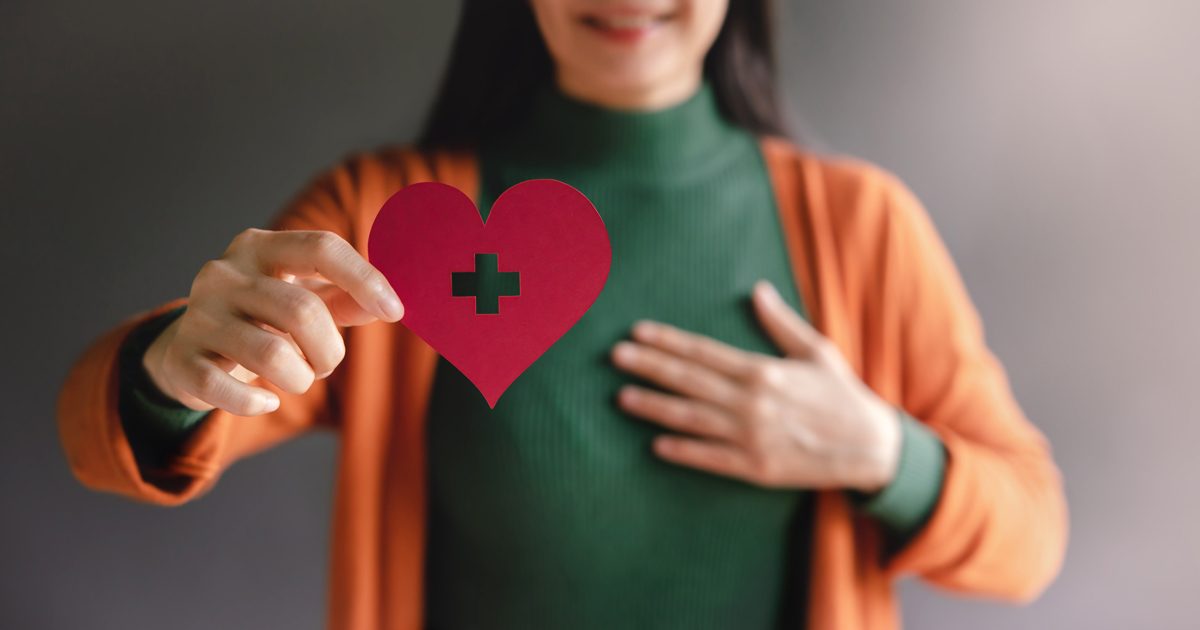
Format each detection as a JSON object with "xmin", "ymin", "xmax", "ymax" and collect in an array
[
  {"xmin": 850, "ymin": 165, "xmax": 1069, "ymax": 602},
  {"xmin": 116, "ymin": 305, "xmax": 209, "ymax": 471},
  {"xmin": 848, "ymin": 409, "xmax": 946, "ymax": 548},
  {"xmin": 56, "ymin": 157, "xmax": 380, "ymax": 505}
]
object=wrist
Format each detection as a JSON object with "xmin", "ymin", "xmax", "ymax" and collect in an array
[
  {"xmin": 142, "ymin": 315, "xmax": 183, "ymax": 403},
  {"xmin": 846, "ymin": 411, "xmax": 947, "ymax": 541},
  {"xmin": 857, "ymin": 397, "xmax": 903, "ymax": 493}
]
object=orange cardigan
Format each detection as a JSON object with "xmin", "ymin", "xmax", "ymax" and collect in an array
[{"xmin": 58, "ymin": 139, "xmax": 1067, "ymax": 630}]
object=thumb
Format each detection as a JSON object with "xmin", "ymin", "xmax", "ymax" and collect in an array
[
  {"xmin": 295, "ymin": 277, "xmax": 380, "ymax": 328},
  {"xmin": 752, "ymin": 280, "xmax": 826, "ymax": 361}
]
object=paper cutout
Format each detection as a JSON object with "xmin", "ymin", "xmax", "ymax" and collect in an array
[
  {"xmin": 451, "ymin": 253, "xmax": 521, "ymax": 315},
  {"xmin": 368, "ymin": 180, "xmax": 612, "ymax": 407}
]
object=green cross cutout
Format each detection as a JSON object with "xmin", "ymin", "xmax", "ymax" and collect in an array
[{"xmin": 452, "ymin": 253, "xmax": 521, "ymax": 314}]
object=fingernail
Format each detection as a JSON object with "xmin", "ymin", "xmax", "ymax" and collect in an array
[
  {"xmin": 618, "ymin": 386, "xmax": 641, "ymax": 404},
  {"xmin": 612, "ymin": 342, "xmax": 638, "ymax": 365},
  {"xmin": 632, "ymin": 320, "xmax": 659, "ymax": 341},
  {"xmin": 263, "ymin": 395, "xmax": 280, "ymax": 413},
  {"xmin": 378, "ymin": 295, "xmax": 404, "ymax": 321},
  {"xmin": 315, "ymin": 370, "xmax": 333, "ymax": 380},
  {"xmin": 756, "ymin": 280, "xmax": 781, "ymax": 302}
]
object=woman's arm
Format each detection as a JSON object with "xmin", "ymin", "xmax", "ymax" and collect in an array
[
  {"xmin": 867, "ymin": 168, "xmax": 1068, "ymax": 601},
  {"xmin": 57, "ymin": 157, "xmax": 403, "ymax": 503}
]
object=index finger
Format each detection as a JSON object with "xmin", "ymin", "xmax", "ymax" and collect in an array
[
  {"xmin": 630, "ymin": 320, "xmax": 758, "ymax": 380},
  {"xmin": 247, "ymin": 229, "xmax": 403, "ymax": 322}
]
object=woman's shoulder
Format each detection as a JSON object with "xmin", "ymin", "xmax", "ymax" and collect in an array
[
  {"xmin": 270, "ymin": 145, "xmax": 480, "ymax": 238},
  {"xmin": 322, "ymin": 144, "xmax": 480, "ymax": 200},
  {"xmin": 758, "ymin": 136, "xmax": 916, "ymax": 207},
  {"xmin": 759, "ymin": 136, "xmax": 922, "ymax": 221}
]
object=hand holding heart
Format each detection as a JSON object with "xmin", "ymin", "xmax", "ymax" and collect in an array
[
  {"xmin": 143, "ymin": 229, "xmax": 404, "ymax": 416},
  {"xmin": 612, "ymin": 280, "xmax": 903, "ymax": 493}
]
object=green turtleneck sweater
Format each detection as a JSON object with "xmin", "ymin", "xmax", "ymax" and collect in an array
[{"xmin": 118, "ymin": 84, "xmax": 945, "ymax": 630}]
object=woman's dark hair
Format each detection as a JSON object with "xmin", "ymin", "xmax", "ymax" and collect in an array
[{"xmin": 418, "ymin": 0, "xmax": 787, "ymax": 149}]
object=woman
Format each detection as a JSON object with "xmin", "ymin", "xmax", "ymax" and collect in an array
[{"xmin": 58, "ymin": 1, "xmax": 1068, "ymax": 628}]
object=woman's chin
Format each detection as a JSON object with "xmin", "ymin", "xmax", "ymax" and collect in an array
[{"xmin": 560, "ymin": 71, "xmax": 698, "ymax": 110}]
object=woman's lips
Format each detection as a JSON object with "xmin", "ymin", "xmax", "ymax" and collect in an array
[{"xmin": 581, "ymin": 13, "xmax": 671, "ymax": 43}]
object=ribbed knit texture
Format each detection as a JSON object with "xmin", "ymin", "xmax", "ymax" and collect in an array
[{"xmin": 424, "ymin": 84, "xmax": 810, "ymax": 630}]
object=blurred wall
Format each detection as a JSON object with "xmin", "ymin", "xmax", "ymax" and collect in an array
[{"xmin": 2, "ymin": 1, "xmax": 1197, "ymax": 628}]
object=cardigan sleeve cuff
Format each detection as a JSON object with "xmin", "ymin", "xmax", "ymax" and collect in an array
[
  {"xmin": 117, "ymin": 305, "xmax": 210, "ymax": 468},
  {"xmin": 847, "ymin": 410, "xmax": 946, "ymax": 539}
]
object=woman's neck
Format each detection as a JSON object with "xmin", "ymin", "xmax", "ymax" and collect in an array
[
  {"xmin": 482, "ymin": 80, "xmax": 742, "ymax": 180},
  {"xmin": 554, "ymin": 69, "xmax": 702, "ymax": 111}
]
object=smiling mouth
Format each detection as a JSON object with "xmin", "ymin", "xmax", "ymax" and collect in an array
[{"xmin": 581, "ymin": 12, "xmax": 673, "ymax": 42}]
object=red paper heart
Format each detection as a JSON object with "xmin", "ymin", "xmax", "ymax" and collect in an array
[{"xmin": 368, "ymin": 180, "xmax": 611, "ymax": 407}]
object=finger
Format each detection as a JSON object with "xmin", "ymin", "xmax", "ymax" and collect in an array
[
  {"xmin": 652, "ymin": 435, "xmax": 755, "ymax": 481},
  {"xmin": 617, "ymin": 386, "xmax": 739, "ymax": 441},
  {"xmin": 229, "ymin": 364, "xmax": 260, "ymax": 384},
  {"xmin": 201, "ymin": 319, "xmax": 315, "ymax": 396},
  {"xmin": 629, "ymin": 320, "xmax": 757, "ymax": 379},
  {"xmin": 295, "ymin": 277, "xmax": 377, "ymax": 327},
  {"xmin": 611, "ymin": 341, "xmax": 743, "ymax": 409},
  {"xmin": 243, "ymin": 230, "xmax": 403, "ymax": 322},
  {"xmin": 232, "ymin": 277, "xmax": 345, "ymax": 377},
  {"xmin": 752, "ymin": 280, "xmax": 825, "ymax": 361},
  {"xmin": 164, "ymin": 349, "xmax": 280, "ymax": 417}
]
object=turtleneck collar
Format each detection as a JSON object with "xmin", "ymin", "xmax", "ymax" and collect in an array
[{"xmin": 489, "ymin": 81, "xmax": 745, "ymax": 175}]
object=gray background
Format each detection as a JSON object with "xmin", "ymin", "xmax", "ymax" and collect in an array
[{"xmin": 2, "ymin": 0, "xmax": 1197, "ymax": 627}]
